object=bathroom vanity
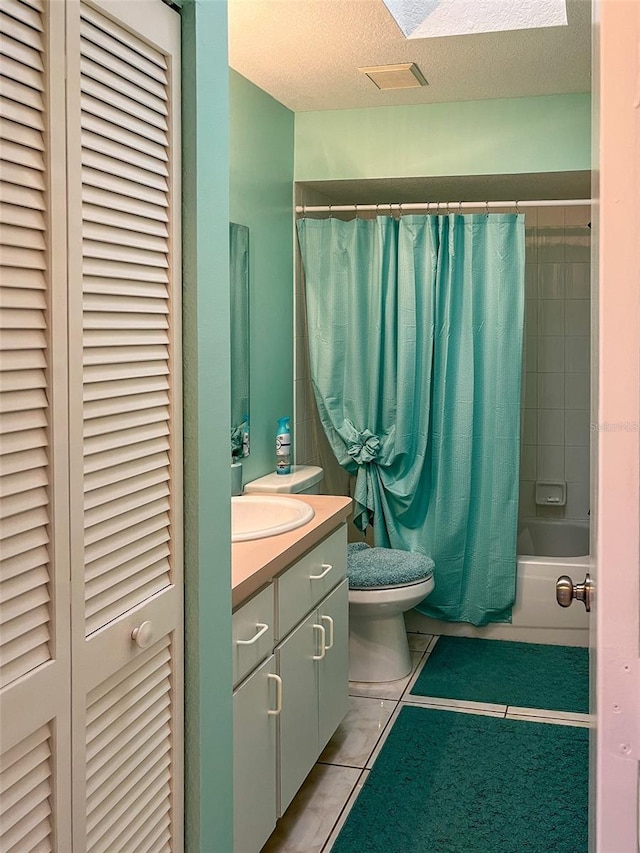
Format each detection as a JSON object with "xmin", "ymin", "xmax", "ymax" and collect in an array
[{"xmin": 231, "ymin": 495, "xmax": 352, "ymax": 853}]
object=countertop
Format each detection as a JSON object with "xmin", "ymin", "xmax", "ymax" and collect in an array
[{"xmin": 232, "ymin": 494, "xmax": 352, "ymax": 609}]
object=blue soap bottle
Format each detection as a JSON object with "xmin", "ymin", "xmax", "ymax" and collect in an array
[{"xmin": 275, "ymin": 416, "xmax": 291, "ymax": 475}]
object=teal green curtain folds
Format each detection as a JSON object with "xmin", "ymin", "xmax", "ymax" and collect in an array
[{"xmin": 297, "ymin": 214, "xmax": 525, "ymax": 626}]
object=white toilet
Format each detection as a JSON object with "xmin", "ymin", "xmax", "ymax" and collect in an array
[
  {"xmin": 347, "ymin": 546, "xmax": 435, "ymax": 683},
  {"xmin": 243, "ymin": 467, "xmax": 434, "ymax": 684},
  {"xmin": 243, "ymin": 464, "xmax": 324, "ymax": 496}
]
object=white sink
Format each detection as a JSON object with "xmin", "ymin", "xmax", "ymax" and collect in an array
[{"xmin": 231, "ymin": 495, "xmax": 315, "ymax": 542}]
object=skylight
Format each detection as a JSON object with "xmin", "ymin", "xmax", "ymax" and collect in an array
[{"xmin": 383, "ymin": 0, "xmax": 568, "ymax": 39}]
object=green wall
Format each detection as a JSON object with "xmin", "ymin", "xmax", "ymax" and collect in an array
[
  {"xmin": 294, "ymin": 94, "xmax": 590, "ymax": 181},
  {"xmin": 230, "ymin": 70, "xmax": 295, "ymax": 483},
  {"xmin": 182, "ymin": 2, "xmax": 233, "ymax": 851}
]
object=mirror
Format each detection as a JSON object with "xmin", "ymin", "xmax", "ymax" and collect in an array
[{"xmin": 230, "ymin": 222, "xmax": 250, "ymax": 458}]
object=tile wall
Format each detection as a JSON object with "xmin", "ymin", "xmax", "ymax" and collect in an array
[
  {"xmin": 293, "ymin": 199, "xmax": 592, "ymax": 522},
  {"xmin": 520, "ymin": 205, "xmax": 591, "ymax": 523},
  {"xmin": 293, "ymin": 184, "xmax": 327, "ymax": 470}
]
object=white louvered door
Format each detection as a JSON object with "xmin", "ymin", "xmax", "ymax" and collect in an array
[
  {"xmin": 0, "ymin": 1, "xmax": 72, "ymax": 850},
  {"xmin": 65, "ymin": 1, "xmax": 182, "ymax": 851}
]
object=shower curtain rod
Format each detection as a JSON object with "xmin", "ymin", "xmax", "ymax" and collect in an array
[{"xmin": 295, "ymin": 198, "xmax": 592, "ymax": 214}]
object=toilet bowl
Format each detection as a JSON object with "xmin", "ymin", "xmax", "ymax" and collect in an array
[{"xmin": 347, "ymin": 547, "xmax": 435, "ymax": 683}]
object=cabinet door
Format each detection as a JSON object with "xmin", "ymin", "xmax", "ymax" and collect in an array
[
  {"xmin": 317, "ymin": 579, "xmax": 349, "ymax": 752},
  {"xmin": 276, "ymin": 524, "xmax": 347, "ymax": 640},
  {"xmin": 276, "ymin": 610, "xmax": 320, "ymax": 815},
  {"xmin": 233, "ymin": 655, "xmax": 278, "ymax": 853}
]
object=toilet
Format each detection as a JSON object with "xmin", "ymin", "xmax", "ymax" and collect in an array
[
  {"xmin": 243, "ymin": 464, "xmax": 324, "ymax": 496},
  {"xmin": 243, "ymin": 467, "xmax": 434, "ymax": 684},
  {"xmin": 347, "ymin": 544, "xmax": 435, "ymax": 683}
]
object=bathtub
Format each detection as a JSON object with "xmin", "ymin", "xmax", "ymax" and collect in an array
[{"xmin": 405, "ymin": 518, "xmax": 591, "ymax": 646}]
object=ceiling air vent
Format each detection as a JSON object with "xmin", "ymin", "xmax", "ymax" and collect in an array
[{"xmin": 359, "ymin": 62, "xmax": 428, "ymax": 90}]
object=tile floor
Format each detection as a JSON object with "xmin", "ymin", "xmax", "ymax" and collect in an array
[{"xmin": 261, "ymin": 632, "xmax": 592, "ymax": 853}]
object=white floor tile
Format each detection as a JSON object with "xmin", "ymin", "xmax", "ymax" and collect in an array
[
  {"xmin": 319, "ymin": 696, "xmax": 397, "ymax": 768},
  {"xmin": 402, "ymin": 693, "xmax": 507, "ymax": 717},
  {"xmin": 322, "ymin": 769, "xmax": 370, "ymax": 852},
  {"xmin": 364, "ymin": 701, "xmax": 405, "ymax": 769},
  {"xmin": 349, "ymin": 651, "xmax": 424, "ymax": 701},
  {"xmin": 401, "ymin": 697, "xmax": 507, "ymax": 717},
  {"xmin": 407, "ymin": 632, "xmax": 434, "ymax": 652},
  {"xmin": 262, "ymin": 764, "xmax": 361, "ymax": 853},
  {"xmin": 400, "ymin": 652, "xmax": 430, "ymax": 698},
  {"xmin": 506, "ymin": 706, "xmax": 593, "ymax": 725},
  {"xmin": 505, "ymin": 711, "xmax": 592, "ymax": 729}
]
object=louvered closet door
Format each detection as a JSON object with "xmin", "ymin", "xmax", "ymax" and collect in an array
[
  {"xmin": 0, "ymin": 1, "xmax": 72, "ymax": 850},
  {"xmin": 65, "ymin": 2, "xmax": 183, "ymax": 850}
]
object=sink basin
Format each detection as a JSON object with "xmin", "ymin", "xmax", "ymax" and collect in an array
[{"xmin": 231, "ymin": 495, "xmax": 315, "ymax": 542}]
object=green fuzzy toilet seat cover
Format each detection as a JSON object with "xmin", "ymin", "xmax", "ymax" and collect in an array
[{"xmin": 347, "ymin": 543, "xmax": 435, "ymax": 590}]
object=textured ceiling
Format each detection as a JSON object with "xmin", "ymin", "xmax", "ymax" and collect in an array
[{"xmin": 228, "ymin": 0, "xmax": 591, "ymax": 112}]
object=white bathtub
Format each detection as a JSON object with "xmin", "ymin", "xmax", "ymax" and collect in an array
[{"xmin": 405, "ymin": 519, "xmax": 591, "ymax": 646}]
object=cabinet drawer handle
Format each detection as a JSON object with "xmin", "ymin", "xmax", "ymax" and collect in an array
[
  {"xmin": 320, "ymin": 615, "xmax": 334, "ymax": 650},
  {"xmin": 267, "ymin": 673, "xmax": 283, "ymax": 716},
  {"xmin": 310, "ymin": 563, "xmax": 332, "ymax": 580},
  {"xmin": 237, "ymin": 622, "xmax": 269, "ymax": 646},
  {"xmin": 312, "ymin": 624, "xmax": 326, "ymax": 660}
]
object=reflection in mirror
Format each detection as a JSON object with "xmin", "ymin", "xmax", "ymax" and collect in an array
[{"xmin": 230, "ymin": 223, "xmax": 250, "ymax": 458}]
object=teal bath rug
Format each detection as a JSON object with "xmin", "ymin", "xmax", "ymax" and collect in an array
[
  {"xmin": 410, "ymin": 636, "xmax": 589, "ymax": 713},
  {"xmin": 332, "ymin": 706, "xmax": 588, "ymax": 853}
]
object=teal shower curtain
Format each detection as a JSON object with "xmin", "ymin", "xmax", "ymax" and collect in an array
[{"xmin": 297, "ymin": 214, "xmax": 525, "ymax": 626}]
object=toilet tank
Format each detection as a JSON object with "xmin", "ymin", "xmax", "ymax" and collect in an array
[{"xmin": 243, "ymin": 465, "xmax": 323, "ymax": 495}]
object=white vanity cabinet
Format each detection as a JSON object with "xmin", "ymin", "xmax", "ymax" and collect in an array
[
  {"xmin": 276, "ymin": 578, "xmax": 349, "ymax": 814},
  {"xmin": 233, "ymin": 655, "xmax": 279, "ymax": 853},
  {"xmin": 232, "ymin": 522, "xmax": 348, "ymax": 852}
]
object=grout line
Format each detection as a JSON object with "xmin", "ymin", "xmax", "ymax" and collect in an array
[{"xmin": 316, "ymin": 758, "xmax": 378, "ymax": 770}]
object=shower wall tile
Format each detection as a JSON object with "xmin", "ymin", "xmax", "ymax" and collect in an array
[
  {"xmin": 517, "ymin": 205, "xmax": 590, "ymax": 526},
  {"xmin": 518, "ymin": 480, "xmax": 536, "ymax": 519},
  {"xmin": 520, "ymin": 445, "xmax": 536, "ymax": 480},
  {"xmin": 537, "ymin": 410, "xmax": 565, "ymax": 446},
  {"xmin": 538, "ymin": 263, "xmax": 564, "ymax": 299},
  {"xmin": 565, "ymin": 299, "xmax": 590, "ymax": 336},
  {"xmin": 524, "ymin": 373, "xmax": 537, "ymax": 409},
  {"xmin": 565, "ymin": 482, "xmax": 590, "ymax": 519},
  {"xmin": 525, "ymin": 263, "xmax": 538, "ymax": 298},
  {"xmin": 295, "ymin": 335, "xmax": 310, "ymax": 381},
  {"xmin": 536, "ymin": 504, "xmax": 565, "ymax": 519},
  {"xmin": 565, "ymin": 409, "xmax": 590, "ymax": 447},
  {"xmin": 295, "ymin": 379, "xmax": 308, "ymax": 423},
  {"xmin": 537, "ymin": 445, "xmax": 565, "ymax": 480},
  {"xmin": 523, "ymin": 336, "xmax": 537, "ymax": 373},
  {"xmin": 564, "ymin": 205, "xmax": 590, "ymax": 227},
  {"xmin": 565, "ymin": 372, "xmax": 590, "ymax": 410},
  {"xmin": 522, "ymin": 408, "xmax": 537, "ymax": 445},
  {"xmin": 565, "ymin": 446, "xmax": 590, "ymax": 483},
  {"xmin": 537, "ymin": 336, "xmax": 564, "ymax": 373},
  {"xmin": 525, "ymin": 233, "xmax": 538, "ymax": 267},
  {"xmin": 565, "ymin": 229, "xmax": 591, "ymax": 263},
  {"xmin": 538, "ymin": 299, "xmax": 565, "ymax": 336},
  {"xmin": 538, "ymin": 227, "xmax": 565, "ymax": 263},
  {"xmin": 525, "ymin": 300, "xmax": 538, "ymax": 337},
  {"xmin": 537, "ymin": 373, "xmax": 564, "ymax": 409},
  {"xmin": 566, "ymin": 263, "xmax": 590, "ymax": 299},
  {"xmin": 537, "ymin": 206, "xmax": 565, "ymax": 228},
  {"xmin": 565, "ymin": 336, "xmax": 590, "ymax": 373}
]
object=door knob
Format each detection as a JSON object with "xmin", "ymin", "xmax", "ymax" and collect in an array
[
  {"xmin": 131, "ymin": 620, "xmax": 154, "ymax": 648},
  {"xmin": 556, "ymin": 573, "xmax": 593, "ymax": 612}
]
